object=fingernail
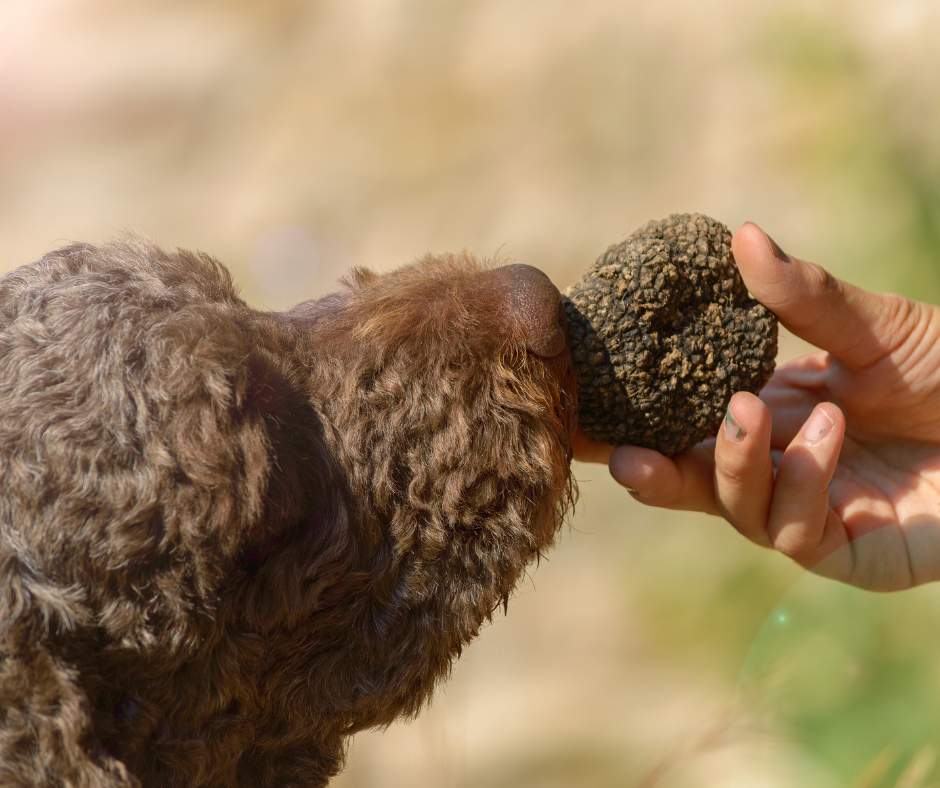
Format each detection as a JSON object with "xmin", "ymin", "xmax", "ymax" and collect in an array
[
  {"xmin": 803, "ymin": 407, "xmax": 834, "ymax": 444},
  {"xmin": 724, "ymin": 404, "xmax": 746, "ymax": 442},
  {"xmin": 765, "ymin": 232, "xmax": 791, "ymax": 263},
  {"xmin": 611, "ymin": 470, "xmax": 640, "ymax": 496},
  {"xmin": 609, "ymin": 449, "xmax": 642, "ymax": 496}
]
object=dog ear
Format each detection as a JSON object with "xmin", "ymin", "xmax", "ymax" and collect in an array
[{"xmin": 344, "ymin": 267, "xmax": 379, "ymax": 290}]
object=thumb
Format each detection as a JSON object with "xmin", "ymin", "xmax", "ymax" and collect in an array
[{"xmin": 732, "ymin": 223, "xmax": 902, "ymax": 368}]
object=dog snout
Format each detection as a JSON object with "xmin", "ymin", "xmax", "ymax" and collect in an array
[{"xmin": 491, "ymin": 263, "xmax": 567, "ymax": 358}]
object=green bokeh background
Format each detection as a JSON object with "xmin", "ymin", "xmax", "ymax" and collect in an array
[{"xmin": 2, "ymin": 2, "xmax": 939, "ymax": 786}]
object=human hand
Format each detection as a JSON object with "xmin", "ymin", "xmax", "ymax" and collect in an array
[{"xmin": 574, "ymin": 223, "xmax": 940, "ymax": 591}]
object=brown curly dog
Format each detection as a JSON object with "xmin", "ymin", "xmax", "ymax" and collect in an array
[{"xmin": 0, "ymin": 240, "xmax": 577, "ymax": 786}]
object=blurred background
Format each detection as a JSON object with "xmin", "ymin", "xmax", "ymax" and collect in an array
[{"xmin": 3, "ymin": 1, "xmax": 940, "ymax": 786}]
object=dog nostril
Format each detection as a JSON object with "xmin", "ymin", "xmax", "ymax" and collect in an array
[{"xmin": 492, "ymin": 263, "xmax": 566, "ymax": 358}]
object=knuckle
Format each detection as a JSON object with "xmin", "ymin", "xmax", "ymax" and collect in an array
[
  {"xmin": 806, "ymin": 261, "xmax": 840, "ymax": 299},
  {"xmin": 715, "ymin": 499, "xmax": 762, "ymax": 543},
  {"xmin": 715, "ymin": 452, "xmax": 752, "ymax": 487},
  {"xmin": 880, "ymin": 292, "xmax": 924, "ymax": 349},
  {"xmin": 772, "ymin": 529, "xmax": 817, "ymax": 562},
  {"xmin": 778, "ymin": 454, "xmax": 831, "ymax": 497},
  {"xmin": 649, "ymin": 485, "xmax": 682, "ymax": 509},
  {"xmin": 788, "ymin": 471, "xmax": 830, "ymax": 499},
  {"xmin": 798, "ymin": 267, "xmax": 839, "ymax": 331},
  {"xmin": 880, "ymin": 291, "xmax": 910, "ymax": 321}
]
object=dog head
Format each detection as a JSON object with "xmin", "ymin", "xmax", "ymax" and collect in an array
[{"xmin": 293, "ymin": 253, "xmax": 577, "ymax": 644}]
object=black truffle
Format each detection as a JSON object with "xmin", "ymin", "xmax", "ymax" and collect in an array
[{"xmin": 563, "ymin": 213, "xmax": 778, "ymax": 455}]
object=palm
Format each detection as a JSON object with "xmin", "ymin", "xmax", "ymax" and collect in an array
[{"xmin": 763, "ymin": 352, "xmax": 940, "ymax": 590}]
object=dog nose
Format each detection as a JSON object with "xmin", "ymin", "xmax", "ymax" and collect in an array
[{"xmin": 491, "ymin": 263, "xmax": 567, "ymax": 357}]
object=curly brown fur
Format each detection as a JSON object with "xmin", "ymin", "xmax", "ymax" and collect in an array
[{"xmin": 0, "ymin": 241, "xmax": 576, "ymax": 786}]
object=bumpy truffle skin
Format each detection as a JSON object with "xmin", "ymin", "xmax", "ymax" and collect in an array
[{"xmin": 563, "ymin": 213, "xmax": 778, "ymax": 455}]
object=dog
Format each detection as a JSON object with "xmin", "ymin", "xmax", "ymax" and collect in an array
[{"xmin": 0, "ymin": 239, "xmax": 577, "ymax": 786}]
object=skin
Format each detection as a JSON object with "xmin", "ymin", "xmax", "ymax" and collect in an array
[{"xmin": 573, "ymin": 222, "xmax": 940, "ymax": 592}]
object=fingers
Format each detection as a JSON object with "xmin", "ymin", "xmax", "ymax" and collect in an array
[
  {"xmin": 571, "ymin": 429, "xmax": 615, "ymax": 465},
  {"xmin": 761, "ymin": 378, "xmax": 827, "ymax": 448},
  {"xmin": 768, "ymin": 351, "xmax": 830, "ymax": 389},
  {"xmin": 765, "ymin": 403, "xmax": 847, "ymax": 567},
  {"xmin": 713, "ymin": 392, "xmax": 774, "ymax": 546},
  {"xmin": 759, "ymin": 352, "xmax": 845, "ymax": 448},
  {"xmin": 609, "ymin": 442, "xmax": 718, "ymax": 515},
  {"xmin": 579, "ymin": 427, "xmax": 718, "ymax": 515},
  {"xmin": 732, "ymin": 223, "xmax": 903, "ymax": 368}
]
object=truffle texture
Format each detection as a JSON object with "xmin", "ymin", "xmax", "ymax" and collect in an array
[{"xmin": 563, "ymin": 213, "xmax": 778, "ymax": 455}]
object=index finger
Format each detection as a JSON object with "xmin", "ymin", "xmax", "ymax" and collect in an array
[
  {"xmin": 732, "ymin": 223, "xmax": 906, "ymax": 369},
  {"xmin": 609, "ymin": 441, "xmax": 719, "ymax": 515}
]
